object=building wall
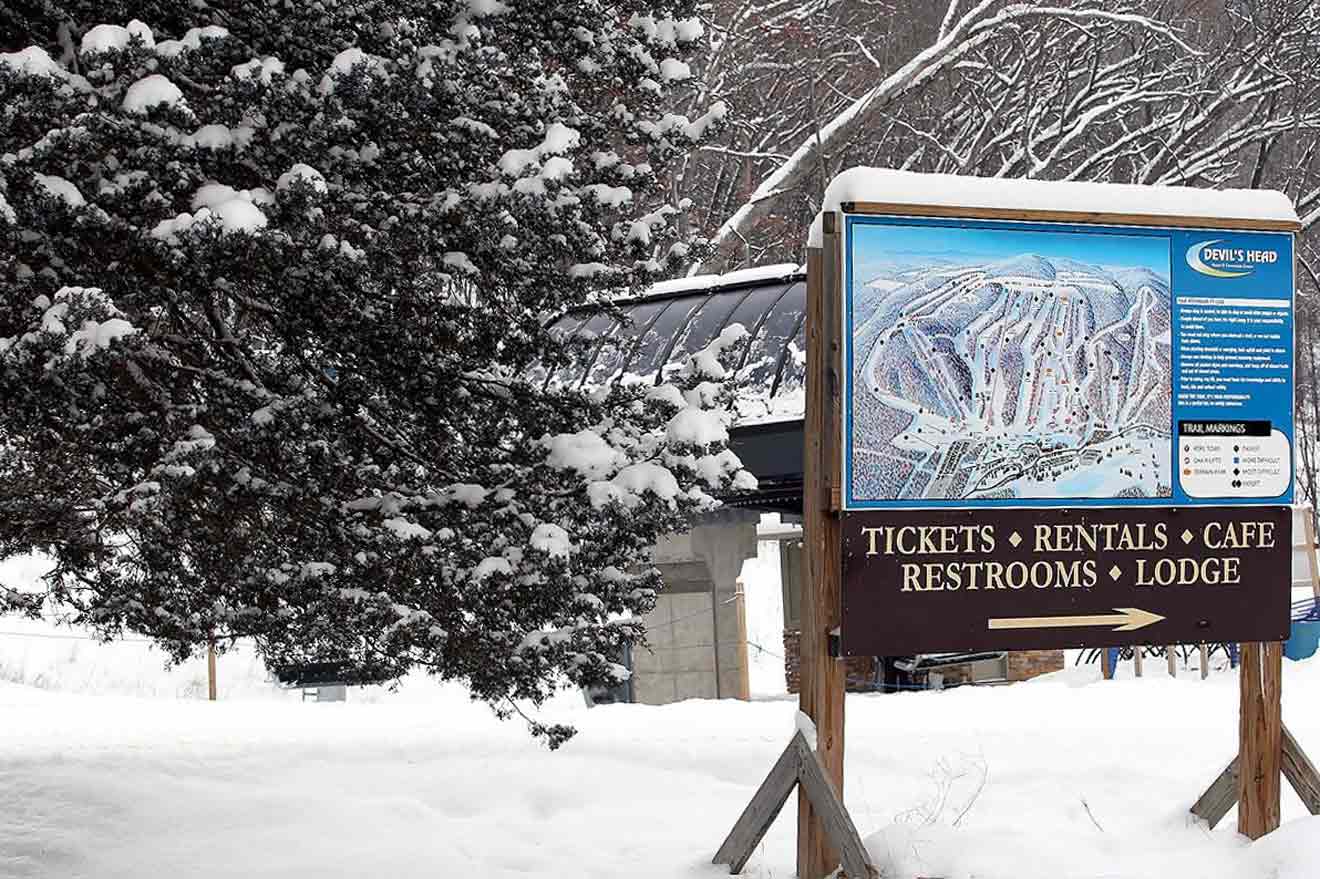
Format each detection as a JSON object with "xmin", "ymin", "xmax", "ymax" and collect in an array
[
  {"xmin": 632, "ymin": 590, "xmax": 745, "ymax": 704},
  {"xmin": 781, "ymin": 629, "xmax": 879, "ymax": 694},
  {"xmin": 1006, "ymin": 649, "xmax": 1065, "ymax": 681},
  {"xmin": 629, "ymin": 516, "xmax": 759, "ymax": 705}
]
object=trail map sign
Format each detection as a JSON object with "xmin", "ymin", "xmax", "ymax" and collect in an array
[
  {"xmin": 842, "ymin": 217, "xmax": 1295, "ymax": 509},
  {"xmin": 721, "ymin": 177, "xmax": 1308, "ymax": 879},
  {"xmin": 838, "ymin": 208, "xmax": 1296, "ymax": 656}
]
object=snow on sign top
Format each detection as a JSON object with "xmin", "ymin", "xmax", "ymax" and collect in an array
[{"xmin": 807, "ymin": 168, "xmax": 1300, "ymax": 245}]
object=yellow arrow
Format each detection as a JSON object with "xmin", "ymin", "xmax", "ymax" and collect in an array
[{"xmin": 987, "ymin": 607, "xmax": 1165, "ymax": 632}]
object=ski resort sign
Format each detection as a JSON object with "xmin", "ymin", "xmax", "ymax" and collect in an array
[
  {"xmin": 823, "ymin": 180, "xmax": 1301, "ymax": 656},
  {"xmin": 841, "ymin": 215, "xmax": 1295, "ymax": 510},
  {"xmin": 840, "ymin": 504, "xmax": 1291, "ymax": 654},
  {"xmin": 721, "ymin": 180, "xmax": 1308, "ymax": 879}
]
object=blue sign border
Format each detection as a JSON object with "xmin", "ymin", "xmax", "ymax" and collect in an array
[{"xmin": 841, "ymin": 213, "xmax": 1295, "ymax": 510}]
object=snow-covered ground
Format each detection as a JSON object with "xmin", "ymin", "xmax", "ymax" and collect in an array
[
  {"xmin": 5, "ymin": 617, "xmax": 1320, "ymax": 878},
  {"xmin": 5, "ymin": 555, "xmax": 1320, "ymax": 878}
]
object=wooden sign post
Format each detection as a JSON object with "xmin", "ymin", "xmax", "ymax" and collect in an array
[
  {"xmin": 207, "ymin": 638, "xmax": 218, "ymax": 701},
  {"xmin": 714, "ymin": 214, "xmax": 874, "ymax": 879},
  {"xmin": 1237, "ymin": 641, "xmax": 1282, "ymax": 836},
  {"xmin": 798, "ymin": 214, "xmax": 851, "ymax": 878},
  {"xmin": 1191, "ymin": 641, "xmax": 1320, "ymax": 838}
]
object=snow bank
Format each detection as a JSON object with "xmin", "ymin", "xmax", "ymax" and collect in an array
[
  {"xmin": 808, "ymin": 168, "xmax": 1300, "ymax": 246},
  {"xmin": 4, "ymin": 538, "xmax": 1320, "ymax": 879},
  {"xmin": 8, "ymin": 643, "xmax": 1320, "ymax": 878},
  {"xmin": 12, "ymin": 556, "xmax": 1320, "ymax": 879}
]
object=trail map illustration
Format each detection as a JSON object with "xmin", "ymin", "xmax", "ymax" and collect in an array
[{"xmin": 847, "ymin": 221, "xmax": 1174, "ymax": 505}]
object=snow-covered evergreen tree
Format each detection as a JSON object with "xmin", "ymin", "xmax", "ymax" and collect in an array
[{"xmin": 0, "ymin": 4, "xmax": 749, "ymax": 743}]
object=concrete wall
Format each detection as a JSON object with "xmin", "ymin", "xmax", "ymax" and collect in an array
[{"xmin": 630, "ymin": 516, "xmax": 758, "ymax": 705}]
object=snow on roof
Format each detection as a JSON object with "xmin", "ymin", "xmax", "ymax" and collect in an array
[
  {"xmin": 808, "ymin": 168, "xmax": 1300, "ymax": 246},
  {"xmin": 650, "ymin": 262, "xmax": 802, "ymax": 297}
]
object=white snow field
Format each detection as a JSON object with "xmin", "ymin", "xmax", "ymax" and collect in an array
[{"xmin": 5, "ymin": 619, "xmax": 1320, "ymax": 879}]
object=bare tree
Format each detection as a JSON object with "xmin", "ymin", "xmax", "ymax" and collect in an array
[{"xmin": 685, "ymin": 0, "xmax": 1320, "ymax": 271}]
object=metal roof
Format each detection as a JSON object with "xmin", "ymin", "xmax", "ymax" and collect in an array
[
  {"xmin": 540, "ymin": 267, "xmax": 809, "ymax": 423},
  {"xmin": 539, "ymin": 266, "xmax": 810, "ymax": 513}
]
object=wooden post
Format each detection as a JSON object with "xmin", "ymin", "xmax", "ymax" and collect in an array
[
  {"xmin": 710, "ymin": 574, "xmax": 722, "ymax": 699},
  {"xmin": 713, "ymin": 731, "xmax": 875, "ymax": 877},
  {"xmin": 1282, "ymin": 724, "xmax": 1320, "ymax": 816},
  {"xmin": 1133, "ymin": 646, "xmax": 1144, "ymax": 677},
  {"xmin": 207, "ymin": 638, "xmax": 217, "ymax": 702},
  {"xmin": 1191, "ymin": 755, "xmax": 1240, "ymax": 828},
  {"xmin": 1238, "ymin": 642, "xmax": 1283, "ymax": 839},
  {"xmin": 1167, "ymin": 645, "xmax": 1177, "ymax": 677},
  {"xmin": 1305, "ymin": 510, "xmax": 1320, "ymax": 600},
  {"xmin": 799, "ymin": 216, "xmax": 847, "ymax": 879},
  {"xmin": 735, "ymin": 579, "xmax": 751, "ymax": 701},
  {"xmin": 1200, "ymin": 643, "xmax": 1209, "ymax": 680},
  {"xmin": 1190, "ymin": 725, "xmax": 1320, "ymax": 829},
  {"xmin": 1100, "ymin": 648, "xmax": 1114, "ymax": 680}
]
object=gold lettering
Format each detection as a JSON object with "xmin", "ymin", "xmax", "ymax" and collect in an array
[
  {"xmin": 1076, "ymin": 527, "xmax": 1097, "ymax": 553},
  {"xmin": 897, "ymin": 527, "xmax": 918, "ymax": 555},
  {"xmin": 1055, "ymin": 560, "xmax": 1082, "ymax": 588},
  {"xmin": 1259, "ymin": 521, "xmax": 1275, "ymax": 548},
  {"xmin": 1034, "ymin": 524, "xmax": 1054, "ymax": 552},
  {"xmin": 1082, "ymin": 559, "xmax": 1096, "ymax": 587},
  {"xmin": 919, "ymin": 529, "xmax": 939, "ymax": 554},
  {"xmin": 1030, "ymin": 561, "xmax": 1053, "ymax": 587}
]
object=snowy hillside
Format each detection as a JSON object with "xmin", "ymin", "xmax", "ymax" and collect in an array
[{"xmin": 851, "ymin": 253, "xmax": 1172, "ymax": 502}]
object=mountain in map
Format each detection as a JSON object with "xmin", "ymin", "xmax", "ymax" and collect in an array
[{"xmin": 850, "ymin": 252, "xmax": 1172, "ymax": 502}]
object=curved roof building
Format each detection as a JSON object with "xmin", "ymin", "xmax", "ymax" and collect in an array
[{"xmin": 542, "ymin": 264, "xmax": 808, "ymax": 512}]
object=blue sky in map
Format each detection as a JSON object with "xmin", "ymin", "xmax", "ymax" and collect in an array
[{"xmin": 851, "ymin": 220, "xmax": 1171, "ymax": 284}]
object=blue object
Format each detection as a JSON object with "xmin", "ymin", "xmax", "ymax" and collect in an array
[
  {"xmin": 1104, "ymin": 647, "xmax": 1120, "ymax": 679},
  {"xmin": 1285, "ymin": 599, "xmax": 1320, "ymax": 660},
  {"xmin": 1286, "ymin": 622, "xmax": 1320, "ymax": 661}
]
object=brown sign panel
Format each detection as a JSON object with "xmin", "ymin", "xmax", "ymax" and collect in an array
[{"xmin": 841, "ymin": 506, "xmax": 1291, "ymax": 655}]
